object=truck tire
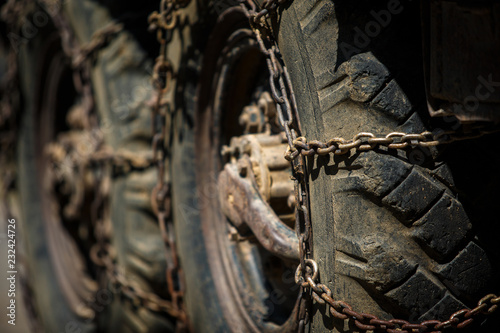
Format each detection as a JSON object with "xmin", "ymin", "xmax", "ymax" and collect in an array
[
  {"xmin": 17, "ymin": 13, "xmax": 97, "ymax": 332},
  {"xmin": 277, "ymin": 0, "xmax": 500, "ymax": 331},
  {"xmin": 16, "ymin": 1, "xmax": 175, "ymax": 332}
]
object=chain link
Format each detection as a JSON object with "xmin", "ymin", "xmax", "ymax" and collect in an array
[
  {"xmin": 88, "ymin": 157, "xmax": 187, "ymax": 318},
  {"xmin": 79, "ymin": 0, "xmax": 192, "ymax": 325},
  {"xmin": 296, "ymin": 261, "xmax": 499, "ymax": 332},
  {"xmin": 240, "ymin": 0, "xmax": 313, "ymax": 330},
  {"xmin": 284, "ymin": 127, "xmax": 500, "ymax": 161},
  {"xmin": 90, "ymin": 165, "xmax": 184, "ymax": 316},
  {"xmin": 72, "ymin": 22, "xmax": 124, "ymax": 68},
  {"xmin": 148, "ymin": 0, "xmax": 191, "ymax": 330},
  {"xmin": 242, "ymin": 0, "xmax": 500, "ymax": 331}
]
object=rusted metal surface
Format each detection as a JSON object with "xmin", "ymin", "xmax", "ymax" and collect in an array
[
  {"xmin": 218, "ymin": 160, "xmax": 299, "ymax": 260},
  {"xmin": 220, "ymin": 101, "xmax": 298, "ymax": 257},
  {"xmin": 283, "ymin": 128, "xmax": 500, "ymax": 161},
  {"xmin": 148, "ymin": 0, "xmax": 191, "ymax": 330}
]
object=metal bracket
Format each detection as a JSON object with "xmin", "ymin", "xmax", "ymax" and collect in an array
[{"xmin": 218, "ymin": 159, "xmax": 299, "ymax": 260}]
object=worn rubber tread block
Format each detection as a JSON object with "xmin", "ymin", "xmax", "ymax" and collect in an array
[
  {"xmin": 335, "ymin": 241, "xmax": 419, "ymax": 294},
  {"xmin": 370, "ymin": 79, "xmax": 413, "ymax": 122},
  {"xmin": 385, "ymin": 269, "xmax": 446, "ymax": 317},
  {"xmin": 382, "ymin": 169, "xmax": 443, "ymax": 225},
  {"xmin": 299, "ymin": 0, "xmax": 334, "ymax": 35},
  {"xmin": 417, "ymin": 293, "xmax": 467, "ymax": 322},
  {"xmin": 429, "ymin": 163, "xmax": 456, "ymax": 190},
  {"xmin": 355, "ymin": 151, "xmax": 411, "ymax": 198},
  {"xmin": 436, "ymin": 241, "xmax": 492, "ymax": 297},
  {"xmin": 412, "ymin": 193, "xmax": 471, "ymax": 261},
  {"xmin": 336, "ymin": 54, "xmax": 390, "ymax": 103},
  {"xmin": 297, "ymin": 0, "xmax": 338, "ymax": 90},
  {"xmin": 332, "ymin": 178, "xmax": 421, "ymax": 293}
]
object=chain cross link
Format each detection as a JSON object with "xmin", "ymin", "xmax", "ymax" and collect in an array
[
  {"xmin": 285, "ymin": 127, "xmax": 500, "ymax": 160},
  {"xmin": 148, "ymin": 0, "xmax": 191, "ymax": 330}
]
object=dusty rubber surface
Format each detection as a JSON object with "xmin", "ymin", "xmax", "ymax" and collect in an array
[{"xmin": 277, "ymin": 0, "xmax": 500, "ymax": 331}]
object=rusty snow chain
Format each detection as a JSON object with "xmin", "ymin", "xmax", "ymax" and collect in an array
[
  {"xmin": 284, "ymin": 127, "xmax": 500, "ymax": 161},
  {"xmin": 240, "ymin": 0, "xmax": 312, "ymax": 330},
  {"xmin": 72, "ymin": 21, "xmax": 125, "ymax": 68},
  {"xmin": 43, "ymin": 128, "xmax": 153, "ymax": 219},
  {"xmin": 242, "ymin": 0, "xmax": 500, "ymax": 332},
  {"xmin": 89, "ymin": 160, "xmax": 183, "ymax": 317},
  {"xmin": 38, "ymin": 0, "xmax": 124, "ymax": 130},
  {"xmin": 295, "ymin": 261, "xmax": 500, "ymax": 332},
  {"xmin": 44, "ymin": 128, "xmax": 181, "ymax": 317},
  {"xmin": 148, "ymin": 0, "xmax": 191, "ymax": 330}
]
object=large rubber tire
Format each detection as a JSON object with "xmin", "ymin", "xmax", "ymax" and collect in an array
[
  {"xmin": 16, "ymin": 1, "xmax": 176, "ymax": 332},
  {"xmin": 64, "ymin": 1, "xmax": 179, "ymax": 332},
  {"xmin": 277, "ymin": 0, "xmax": 500, "ymax": 331},
  {"xmin": 16, "ymin": 14, "xmax": 95, "ymax": 332}
]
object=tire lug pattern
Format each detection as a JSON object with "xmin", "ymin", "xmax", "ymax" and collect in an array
[
  {"xmin": 382, "ymin": 169, "xmax": 443, "ymax": 225},
  {"xmin": 411, "ymin": 193, "xmax": 471, "ymax": 261}
]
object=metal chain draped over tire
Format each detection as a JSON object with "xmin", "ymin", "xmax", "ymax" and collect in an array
[{"xmin": 147, "ymin": 0, "xmax": 191, "ymax": 330}]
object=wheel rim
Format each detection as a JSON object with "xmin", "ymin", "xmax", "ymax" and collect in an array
[{"xmin": 195, "ymin": 7, "xmax": 300, "ymax": 332}]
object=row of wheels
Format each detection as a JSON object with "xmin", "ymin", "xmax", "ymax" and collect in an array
[{"xmin": 7, "ymin": 0, "xmax": 500, "ymax": 332}]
